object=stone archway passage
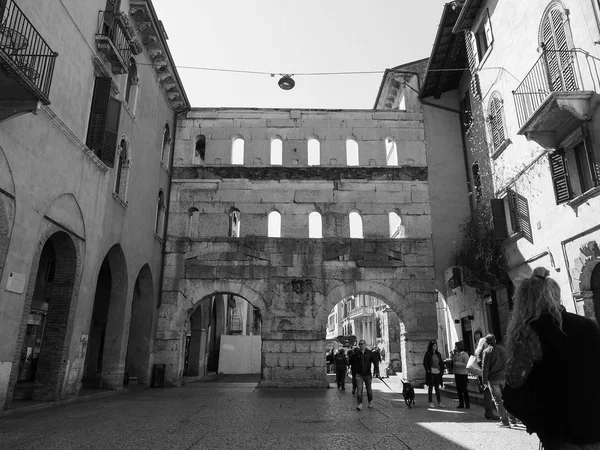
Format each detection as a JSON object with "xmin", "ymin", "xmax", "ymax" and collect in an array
[{"xmin": 592, "ymin": 263, "xmax": 600, "ymax": 323}]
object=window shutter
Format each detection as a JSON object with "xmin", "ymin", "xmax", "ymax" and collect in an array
[
  {"xmin": 514, "ymin": 193, "xmax": 533, "ymax": 244},
  {"xmin": 100, "ymin": 96, "xmax": 121, "ymax": 168},
  {"xmin": 464, "ymin": 31, "xmax": 482, "ymax": 100},
  {"xmin": 583, "ymin": 136, "xmax": 600, "ymax": 186},
  {"xmin": 490, "ymin": 199, "xmax": 509, "ymax": 241},
  {"xmin": 490, "ymin": 96, "xmax": 505, "ymax": 150},
  {"xmin": 548, "ymin": 150, "xmax": 572, "ymax": 204},
  {"xmin": 507, "ymin": 189, "xmax": 519, "ymax": 232},
  {"xmin": 86, "ymin": 77, "xmax": 112, "ymax": 155}
]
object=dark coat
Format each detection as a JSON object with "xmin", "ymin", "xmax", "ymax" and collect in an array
[
  {"xmin": 334, "ymin": 352, "xmax": 348, "ymax": 369},
  {"xmin": 423, "ymin": 350, "xmax": 444, "ymax": 386},
  {"xmin": 349, "ymin": 348, "xmax": 379, "ymax": 377},
  {"xmin": 482, "ymin": 344, "xmax": 509, "ymax": 384},
  {"xmin": 504, "ymin": 310, "xmax": 600, "ymax": 445}
]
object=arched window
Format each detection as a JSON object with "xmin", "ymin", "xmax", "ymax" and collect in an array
[
  {"xmin": 268, "ymin": 211, "xmax": 281, "ymax": 237},
  {"xmin": 195, "ymin": 135, "xmax": 206, "ymax": 162},
  {"xmin": 540, "ymin": 5, "xmax": 576, "ymax": 91},
  {"xmin": 472, "ymin": 163, "xmax": 482, "ymax": 202},
  {"xmin": 155, "ymin": 190, "xmax": 165, "ymax": 237},
  {"xmin": 125, "ymin": 57, "xmax": 137, "ymax": 104},
  {"xmin": 349, "ymin": 212, "xmax": 363, "ymax": 238},
  {"xmin": 389, "ymin": 212, "xmax": 404, "ymax": 238},
  {"xmin": 229, "ymin": 208, "xmax": 241, "ymax": 237},
  {"xmin": 188, "ymin": 207, "xmax": 200, "ymax": 238},
  {"xmin": 270, "ymin": 137, "xmax": 282, "ymax": 165},
  {"xmin": 309, "ymin": 212, "xmax": 322, "ymax": 238},
  {"xmin": 385, "ymin": 138, "xmax": 398, "ymax": 166},
  {"xmin": 114, "ymin": 138, "xmax": 130, "ymax": 200},
  {"xmin": 232, "ymin": 137, "xmax": 244, "ymax": 165},
  {"xmin": 488, "ymin": 93, "xmax": 507, "ymax": 152},
  {"xmin": 346, "ymin": 138, "xmax": 359, "ymax": 166},
  {"xmin": 161, "ymin": 124, "xmax": 171, "ymax": 166},
  {"xmin": 308, "ymin": 138, "xmax": 320, "ymax": 166}
]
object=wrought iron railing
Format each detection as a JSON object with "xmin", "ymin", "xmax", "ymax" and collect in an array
[
  {"xmin": 348, "ymin": 306, "xmax": 374, "ymax": 319},
  {"xmin": 513, "ymin": 48, "xmax": 600, "ymax": 128},
  {"xmin": 0, "ymin": 0, "xmax": 57, "ymax": 100},
  {"xmin": 96, "ymin": 11, "xmax": 131, "ymax": 66}
]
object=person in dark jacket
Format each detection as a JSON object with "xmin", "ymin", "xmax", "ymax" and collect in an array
[
  {"xmin": 481, "ymin": 334, "xmax": 515, "ymax": 427},
  {"xmin": 423, "ymin": 340, "xmax": 445, "ymax": 408},
  {"xmin": 347, "ymin": 347, "xmax": 358, "ymax": 394},
  {"xmin": 504, "ymin": 267, "xmax": 600, "ymax": 447},
  {"xmin": 334, "ymin": 348, "xmax": 348, "ymax": 390},
  {"xmin": 348, "ymin": 340, "xmax": 379, "ymax": 410}
]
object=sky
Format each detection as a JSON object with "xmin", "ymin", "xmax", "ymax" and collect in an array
[{"xmin": 151, "ymin": 0, "xmax": 450, "ymax": 110}]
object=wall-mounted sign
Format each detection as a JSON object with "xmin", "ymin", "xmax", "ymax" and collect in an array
[{"xmin": 6, "ymin": 271, "xmax": 26, "ymax": 294}]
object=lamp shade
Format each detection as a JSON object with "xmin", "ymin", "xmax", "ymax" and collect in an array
[{"xmin": 278, "ymin": 75, "xmax": 295, "ymax": 90}]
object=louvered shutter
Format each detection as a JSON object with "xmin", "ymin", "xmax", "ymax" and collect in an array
[
  {"xmin": 584, "ymin": 136, "xmax": 600, "ymax": 187},
  {"xmin": 548, "ymin": 150, "xmax": 572, "ymax": 203},
  {"xmin": 489, "ymin": 96, "xmax": 505, "ymax": 150},
  {"xmin": 542, "ymin": 8, "xmax": 577, "ymax": 92},
  {"xmin": 464, "ymin": 31, "xmax": 482, "ymax": 100},
  {"xmin": 490, "ymin": 199, "xmax": 509, "ymax": 241},
  {"xmin": 507, "ymin": 189, "xmax": 519, "ymax": 233},
  {"xmin": 514, "ymin": 193, "xmax": 533, "ymax": 243},
  {"xmin": 86, "ymin": 77, "xmax": 112, "ymax": 156},
  {"xmin": 100, "ymin": 96, "xmax": 121, "ymax": 168}
]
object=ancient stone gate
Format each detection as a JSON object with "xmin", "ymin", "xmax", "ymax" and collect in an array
[{"xmin": 156, "ymin": 105, "xmax": 438, "ymax": 387}]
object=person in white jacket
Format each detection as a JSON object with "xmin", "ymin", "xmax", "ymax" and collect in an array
[{"xmin": 451, "ymin": 341, "xmax": 470, "ymax": 408}]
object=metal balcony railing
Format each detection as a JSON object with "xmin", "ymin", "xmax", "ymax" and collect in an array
[
  {"xmin": 513, "ymin": 48, "xmax": 600, "ymax": 128},
  {"xmin": 96, "ymin": 11, "xmax": 131, "ymax": 68},
  {"xmin": 0, "ymin": 0, "xmax": 57, "ymax": 100},
  {"xmin": 348, "ymin": 306, "xmax": 374, "ymax": 319}
]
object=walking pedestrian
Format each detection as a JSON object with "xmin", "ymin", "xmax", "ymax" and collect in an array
[
  {"xmin": 334, "ymin": 348, "xmax": 348, "ymax": 390},
  {"xmin": 503, "ymin": 267, "xmax": 600, "ymax": 448},
  {"xmin": 423, "ymin": 340, "xmax": 445, "ymax": 408},
  {"xmin": 451, "ymin": 340, "xmax": 470, "ymax": 409},
  {"xmin": 481, "ymin": 334, "xmax": 515, "ymax": 428},
  {"xmin": 347, "ymin": 346, "xmax": 358, "ymax": 394},
  {"xmin": 474, "ymin": 337, "xmax": 499, "ymax": 420},
  {"xmin": 348, "ymin": 340, "xmax": 379, "ymax": 411}
]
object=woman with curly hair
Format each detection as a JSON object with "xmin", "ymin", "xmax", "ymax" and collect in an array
[
  {"xmin": 504, "ymin": 267, "xmax": 600, "ymax": 449},
  {"xmin": 423, "ymin": 340, "xmax": 445, "ymax": 408}
]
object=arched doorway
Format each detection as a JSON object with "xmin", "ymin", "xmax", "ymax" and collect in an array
[
  {"xmin": 14, "ymin": 232, "xmax": 78, "ymax": 401},
  {"xmin": 184, "ymin": 293, "xmax": 262, "ymax": 378},
  {"xmin": 125, "ymin": 264, "xmax": 154, "ymax": 385},
  {"xmin": 592, "ymin": 263, "xmax": 600, "ymax": 323},
  {"xmin": 83, "ymin": 245, "xmax": 128, "ymax": 389}
]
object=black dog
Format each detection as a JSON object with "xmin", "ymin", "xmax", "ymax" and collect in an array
[{"xmin": 401, "ymin": 380, "xmax": 415, "ymax": 408}]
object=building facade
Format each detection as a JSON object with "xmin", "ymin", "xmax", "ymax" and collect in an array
[{"xmin": 0, "ymin": 0, "xmax": 189, "ymax": 411}]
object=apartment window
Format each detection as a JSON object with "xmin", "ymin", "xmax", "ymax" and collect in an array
[
  {"xmin": 475, "ymin": 9, "xmax": 493, "ymax": 62},
  {"xmin": 161, "ymin": 124, "xmax": 171, "ymax": 166},
  {"xmin": 86, "ymin": 77, "xmax": 121, "ymax": 168},
  {"xmin": 229, "ymin": 209, "xmax": 241, "ymax": 237},
  {"xmin": 488, "ymin": 93, "xmax": 510, "ymax": 156},
  {"xmin": 188, "ymin": 207, "xmax": 200, "ymax": 238},
  {"xmin": 549, "ymin": 137, "xmax": 600, "ymax": 204},
  {"xmin": 460, "ymin": 92, "xmax": 472, "ymax": 132},
  {"xmin": 125, "ymin": 57, "xmax": 137, "ymax": 104},
  {"xmin": 114, "ymin": 139, "xmax": 130, "ymax": 200},
  {"xmin": 155, "ymin": 189, "xmax": 165, "ymax": 237},
  {"xmin": 271, "ymin": 137, "xmax": 282, "ymax": 165},
  {"xmin": 385, "ymin": 138, "xmax": 398, "ymax": 166},
  {"xmin": 232, "ymin": 137, "xmax": 244, "ymax": 165},
  {"xmin": 346, "ymin": 138, "xmax": 359, "ymax": 166},
  {"xmin": 309, "ymin": 212, "xmax": 322, "ymax": 238},
  {"xmin": 349, "ymin": 212, "xmax": 363, "ymax": 238},
  {"xmin": 389, "ymin": 212, "xmax": 404, "ymax": 238},
  {"xmin": 268, "ymin": 211, "xmax": 281, "ymax": 237},
  {"xmin": 490, "ymin": 190, "xmax": 532, "ymax": 243},
  {"xmin": 195, "ymin": 135, "xmax": 206, "ymax": 162},
  {"xmin": 540, "ymin": 6, "xmax": 576, "ymax": 91},
  {"xmin": 308, "ymin": 138, "xmax": 320, "ymax": 166}
]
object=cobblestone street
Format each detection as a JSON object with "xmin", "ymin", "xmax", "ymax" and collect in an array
[{"xmin": 0, "ymin": 376, "xmax": 539, "ymax": 450}]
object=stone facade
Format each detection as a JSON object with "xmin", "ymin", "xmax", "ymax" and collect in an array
[{"xmin": 159, "ymin": 107, "xmax": 438, "ymax": 387}]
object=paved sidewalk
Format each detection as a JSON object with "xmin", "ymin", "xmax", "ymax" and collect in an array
[{"xmin": 0, "ymin": 375, "xmax": 539, "ymax": 450}]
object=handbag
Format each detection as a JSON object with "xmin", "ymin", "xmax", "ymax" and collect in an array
[{"xmin": 466, "ymin": 355, "xmax": 482, "ymax": 376}]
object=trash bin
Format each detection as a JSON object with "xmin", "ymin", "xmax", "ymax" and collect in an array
[{"xmin": 151, "ymin": 363, "xmax": 165, "ymax": 388}]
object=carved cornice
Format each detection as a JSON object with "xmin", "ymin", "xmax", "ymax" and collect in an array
[{"xmin": 129, "ymin": 2, "xmax": 188, "ymax": 112}]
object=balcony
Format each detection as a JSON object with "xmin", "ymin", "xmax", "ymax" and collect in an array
[
  {"xmin": 0, "ymin": 0, "xmax": 57, "ymax": 121},
  {"xmin": 348, "ymin": 306, "xmax": 374, "ymax": 320},
  {"xmin": 513, "ymin": 48, "xmax": 600, "ymax": 149},
  {"xmin": 95, "ymin": 11, "xmax": 132, "ymax": 74}
]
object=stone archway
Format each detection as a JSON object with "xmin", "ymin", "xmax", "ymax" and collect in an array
[
  {"xmin": 570, "ymin": 240, "xmax": 600, "ymax": 321},
  {"xmin": 83, "ymin": 244, "xmax": 128, "ymax": 389},
  {"xmin": 125, "ymin": 264, "xmax": 154, "ymax": 385}
]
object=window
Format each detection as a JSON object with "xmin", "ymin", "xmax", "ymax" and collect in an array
[
  {"xmin": 474, "ymin": 9, "xmax": 493, "ymax": 62},
  {"xmin": 385, "ymin": 138, "xmax": 398, "ymax": 166},
  {"xmin": 309, "ymin": 212, "xmax": 322, "ymax": 238},
  {"xmin": 86, "ymin": 77, "xmax": 121, "ymax": 168},
  {"xmin": 308, "ymin": 138, "xmax": 320, "ymax": 166},
  {"xmin": 195, "ymin": 135, "xmax": 206, "ymax": 162},
  {"xmin": 102, "ymin": 0, "xmax": 121, "ymax": 36},
  {"xmin": 125, "ymin": 57, "xmax": 137, "ymax": 104},
  {"xmin": 188, "ymin": 208, "xmax": 200, "ymax": 238},
  {"xmin": 460, "ymin": 92, "xmax": 472, "ymax": 132},
  {"xmin": 472, "ymin": 163, "xmax": 482, "ymax": 202},
  {"xmin": 271, "ymin": 137, "xmax": 282, "ymax": 165},
  {"xmin": 490, "ymin": 190, "xmax": 532, "ymax": 243},
  {"xmin": 488, "ymin": 93, "xmax": 509, "ymax": 155},
  {"xmin": 155, "ymin": 190, "xmax": 165, "ymax": 237},
  {"xmin": 161, "ymin": 124, "xmax": 171, "ymax": 166},
  {"xmin": 268, "ymin": 211, "xmax": 281, "ymax": 237},
  {"xmin": 540, "ymin": 6, "xmax": 576, "ymax": 92},
  {"xmin": 549, "ymin": 137, "xmax": 600, "ymax": 204},
  {"xmin": 389, "ymin": 212, "xmax": 404, "ymax": 238},
  {"xmin": 232, "ymin": 137, "xmax": 244, "ymax": 165},
  {"xmin": 346, "ymin": 138, "xmax": 359, "ymax": 166},
  {"xmin": 397, "ymin": 91, "xmax": 406, "ymax": 111},
  {"xmin": 349, "ymin": 212, "xmax": 363, "ymax": 238},
  {"xmin": 114, "ymin": 139, "xmax": 130, "ymax": 200},
  {"xmin": 229, "ymin": 209, "xmax": 240, "ymax": 237}
]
